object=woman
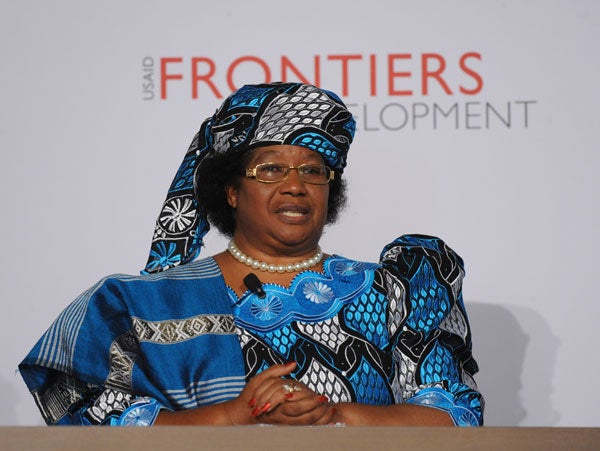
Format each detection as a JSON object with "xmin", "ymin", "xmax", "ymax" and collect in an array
[{"xmin": 19, "ymin": 83, "xmax": 483, "ymax": 426}]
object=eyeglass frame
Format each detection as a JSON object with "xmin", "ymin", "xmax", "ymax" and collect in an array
[{"xmin": 244, "ymin": 162, "xmax": 335, "ymax": 185}]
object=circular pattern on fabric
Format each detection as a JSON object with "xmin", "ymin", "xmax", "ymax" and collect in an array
[
  {"xmin": 303, "ymin": 281, "xmax": 334, "ymax": 304},
  {"xmin": 158, "ymin": 195, "xmax": 197, "ymax": 234},
  {"xmin": 333, "ymin": 260, "xmax": 366, "ymax": 276},
  {"xmin": 250, "ymin": 295, "xmax": 283, "ymax": 321}
]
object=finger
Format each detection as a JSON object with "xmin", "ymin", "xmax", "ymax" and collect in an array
[
  {"xmin": 310, "ymin": 405, "xmax": 338, "ymax": 426},
  {"xmin": 260, "ymin": 400, "xmax": 334, "ymax": 425},
  {"xmin": 246, "ymin": 361, "xmax": 296, "ymax": 400},
  {"xmin": 248, "ymin": 362, "xmax": 297, "ymax": 416},
  {"xmin": 253, "ymin": 377, "xmax": 306, "ymax": 417},
  {"xmin": 280, "ymin": 380, "xmax": 313, "ymax": 402},
  {"xmin": 273, "ymin": 393, "xmax": 329, "ymax": 418},
  {"xmin": 248, "ymin": 362, "xmax": 296, "ymax": 390},
  {"xmin": 253, "ymin": 382, "xmax": 283, "ymax": 416}
]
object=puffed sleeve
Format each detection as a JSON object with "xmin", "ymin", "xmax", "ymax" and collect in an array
[{"xmin": 379, "ymin": 234, "xmax": 484, "ymax": 426}]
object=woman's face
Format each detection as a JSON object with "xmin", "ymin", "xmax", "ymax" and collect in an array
[{"xmin": 226, "ymin": 145, "xmax": 330, "ymax": 257}]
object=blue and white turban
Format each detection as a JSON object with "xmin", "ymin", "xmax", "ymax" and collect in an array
[{"xmin": 143, "ymin": 82, "xmax": 356, "ymax": 274}]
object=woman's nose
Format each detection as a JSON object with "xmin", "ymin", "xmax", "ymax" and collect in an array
[{"xmin": 279, "ymin": 167, "xmax": 307, "ymax": 193}]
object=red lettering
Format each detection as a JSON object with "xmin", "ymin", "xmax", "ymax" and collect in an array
[
  {"xmin": 160, "ymin": 57, "xmax": 183, "ymax": 100},
  {"xmin": 421, "ymin": 53, "xmax": 452, "ymax": 95},
  {"xmin": 158, "ymin": 52, "xmax": 484, "ymax": 100},
  {"xmin": 459, "ymin": 52, "xmax": 483, "ymax": 95},
  {"xmin": 281, "ymin": 56, "xmax": 321, "ymax": 86},
  {"xmin": 388, "ymin": 54, "xmax": 412, "ymax": 96},
  {"xmin": 191, "ymin": 57, "xmax": 222, "ymax": 99},
  {"xmin": 369, "ymin": 54, "xmax": 377, "ymax": 96},
  {"xmin": 227, "ymin": 56, "xmax": 271, "ymax": 91},
  {"xmin": 327, "ymin": 54, "xmax": 363, "ymax": 96}
]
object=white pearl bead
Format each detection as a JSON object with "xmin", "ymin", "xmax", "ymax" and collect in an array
[{"xmin": 226, "ymin": 240, "xmax": 323, "ymax": 274}]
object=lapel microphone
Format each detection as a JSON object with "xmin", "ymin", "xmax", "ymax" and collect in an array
[{"xmin": 243, "ymin": 273, "xmax": 266, "ymax": 298}]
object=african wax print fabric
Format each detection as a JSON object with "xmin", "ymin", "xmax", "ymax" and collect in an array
[
  {"xmin": 232, "ymin": 235, "xmax": 483, "ymax": 426},
  {"xmin": 143, "ymin": 82, "xmax": 355, "ymax": 275},
  {"xmin": 19, "ymin": 235, "xmax": 483, "ymax": 426}
]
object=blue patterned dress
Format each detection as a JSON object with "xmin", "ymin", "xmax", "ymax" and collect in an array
[{"xmin": 19, "ymin": 235, "xmax": 483, "ymax": 426}]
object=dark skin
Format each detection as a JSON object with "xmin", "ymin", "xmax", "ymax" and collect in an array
[{"xmin": 156, "ymin": 145, "xmax": 454, "ymax": 426}]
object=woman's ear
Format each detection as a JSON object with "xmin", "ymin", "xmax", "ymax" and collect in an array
[{"xmin": 225, "ymin": 184, "xmax": 238, "ymax": 209}]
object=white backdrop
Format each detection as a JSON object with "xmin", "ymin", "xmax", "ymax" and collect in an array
[{"xmin": 1, "ymin": 0, "xmax": 599, "ymax": 426}]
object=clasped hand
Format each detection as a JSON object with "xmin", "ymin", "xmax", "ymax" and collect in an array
[{"xmin": 229, "ymin": 362, "xmax": 337, "ymax": 425}]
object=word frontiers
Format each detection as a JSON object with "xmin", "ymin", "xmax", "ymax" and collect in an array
[{"xmin": 142, "ymin": 52, "xmax": 484, "ymax": 100}]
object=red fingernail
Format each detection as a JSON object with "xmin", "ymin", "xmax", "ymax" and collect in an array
[
  {"xmin": 285, "ymin": 361, "xmax": 297, "ymax": 366},
  {"xmin": 284, "ymin": 393, "xmax": 294, "ymax": 399},
  {"xmin": 260, "ymin": 402, "xmax": 271, "ymax": 413},
  {"xmin": 331, "ymin": 407, "xmax": 337, "ymax": 415},
  {"xmin": 318, "ymin": 395, "xmax": 329, "ymax": 403},
  {"xmin": 251, "ymin": 407, "xmax": 260, "ymax": 416},
  {"xmin": 248, "ymin": 397, "xmax": 256, "ymax": 408}
]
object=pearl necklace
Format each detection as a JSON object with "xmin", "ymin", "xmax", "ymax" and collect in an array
[{"xmin": 227, "ymin": 240, "xmax": 323, "ymax": 273}]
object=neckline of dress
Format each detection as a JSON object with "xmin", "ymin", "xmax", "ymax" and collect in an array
[{"xmin": 217, "ymin": 254, "xmax": 337, "ymax": 301}]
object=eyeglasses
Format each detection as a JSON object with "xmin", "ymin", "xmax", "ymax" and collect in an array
[{"xmin": 244, "ymin": 163, "xmax": 335, "ymax": 185}]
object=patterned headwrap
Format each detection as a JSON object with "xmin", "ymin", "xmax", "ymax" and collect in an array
[{"xmin": 143, "ymin": 82, "xmax": 356, "ymax": 274}]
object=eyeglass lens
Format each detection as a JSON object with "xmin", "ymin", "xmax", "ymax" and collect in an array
[{"xmin": 254, "ymin": 164, "xmax": 331, "ymax": 184}]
